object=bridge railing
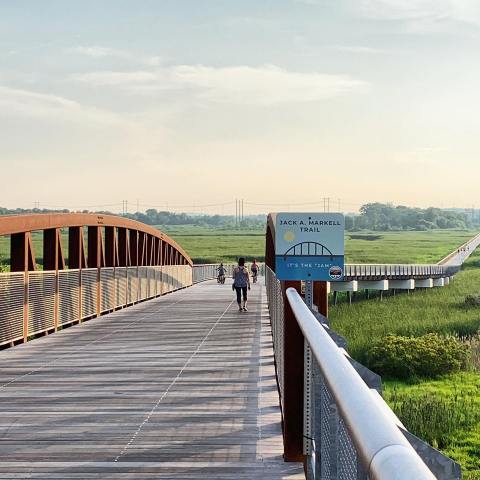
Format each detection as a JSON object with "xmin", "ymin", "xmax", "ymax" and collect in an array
[
  {"xmin": 265, "ymin": 266, "xmax": 460, "ymax": 480},
  {"xmin": 192, "ymin": 264, "xmax": 234, "ymax": 283},
  {"xmin": 343, "ymin": 263, "xmax": 448, "ymax": 279},
  {"xmin": 0, "ymin": 265, "xmax": 192, "ymax": 348},
  {"xmin": 438, "ymin": 232, "xmax": 480, "ymax": 266}
]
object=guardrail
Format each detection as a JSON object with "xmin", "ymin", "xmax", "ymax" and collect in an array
[
  {"xmin": 265, "ymin": 266, "xmax": 460, "ymax": 479},
  {"xmin": 0, "ymin": 265, "xmax": 192, "ymax": 347},
  {"xmin": 286, "ymin": 286, "xmax": 436, "ymax": 480}
]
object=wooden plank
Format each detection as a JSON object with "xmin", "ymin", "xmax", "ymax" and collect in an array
[{"xmin": 0, "ymin": 280, "xmax": 304, "ymax": 479}]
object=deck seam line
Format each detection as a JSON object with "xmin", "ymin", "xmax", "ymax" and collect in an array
[{"xmin": 113, "ymin": 297, "xmax": 235, "ymax": 462}]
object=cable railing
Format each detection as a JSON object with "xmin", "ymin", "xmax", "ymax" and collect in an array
[{"xmin": 265, "ymin": 266, "xmax": 460, "ymax": 480}]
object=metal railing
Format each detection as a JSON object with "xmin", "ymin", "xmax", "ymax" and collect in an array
[
  {"xmin": 265, "ymin": 266, "xmax": 459, "ymax": 479},
  {"xmin": 192, "ymin": 263, "xmax": 263, "ymax": 283},
  {"xmin": 0, "ymin": 265, "xmax": 192, "ymax": 347},
  {"xmin": 343, "ymin": 263, "xmax": 447, "ymax": 280},
  {"xmin": 286, "ymin": 287, "xmax": 436, "ymax": 480},
  {"xmin": 439, "ymin": 232, "xmax": 480, "ymax": 266},
  {"xmin": 193, "ymin": 264, "xmax": 234, "ymax": 283},
  {"xmin": 342, "ymin": 232, "xmax": 480, "ymax": 281}
]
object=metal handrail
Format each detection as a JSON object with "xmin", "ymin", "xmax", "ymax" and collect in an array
[{"xmin": 286, "ymin": 287, "xmax": 436, "ymax": 480}]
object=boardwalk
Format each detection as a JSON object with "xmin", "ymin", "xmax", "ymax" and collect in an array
[{"xmin": 0, "ymin": 280, "xmax": 304, "ymax": 479}]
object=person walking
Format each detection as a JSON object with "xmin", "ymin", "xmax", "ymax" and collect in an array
[
  {"xmin": 250, "ymin": 259, "xmax": 259, "ymax": 283},
  {"xmin": 232, "ymin": 257, "xmax": 250, "ymax": 312}
]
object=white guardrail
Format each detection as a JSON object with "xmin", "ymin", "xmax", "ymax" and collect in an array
[
  {"xmin": 265, "ymin": 265, "xmax": 460, "ymax": 480},
  {"xmin": 286, "ymin": 287, "xmax": 436, "ymax": 480}
]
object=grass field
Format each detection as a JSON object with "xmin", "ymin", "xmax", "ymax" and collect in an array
[
  {"xmin": 0, "ymin": 226, "xmax": 476, "ymax": 268},
  {"xmin": 162, "ymin": 227, "xmax": 477, "ymax": 265},
  {"xmin": 157, "ymin": 226, "xmax": 265, "ymax": 264},
  {"xmin": 330, "ymin": 251, "xmax": 480, "ymax": 478}
]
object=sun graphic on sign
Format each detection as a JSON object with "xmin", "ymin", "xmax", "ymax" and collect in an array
[{"xmin": 284, "ymin": 230, "xmax": 295, "ymax": 242}]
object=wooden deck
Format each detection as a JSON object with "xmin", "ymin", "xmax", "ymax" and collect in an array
[{"xmin": 0, "ymin": 280, "xmax": 304, "ymax": 479}]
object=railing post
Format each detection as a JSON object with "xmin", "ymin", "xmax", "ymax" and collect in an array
[
  {"xmin": 11, "ymin": 232, "xmax": 36, "ymax": 343},
  {"xmin": 313, "ymin": 281, "xmax": 328, "ymax": 317},
  {"xmin": 282, "ymin": 279, "xmax": 305, "ymax": 462}
]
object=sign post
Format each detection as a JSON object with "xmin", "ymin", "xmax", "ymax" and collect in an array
[{"xmin": 275, "ymin": 212, "xmax": 345, "ymax": 456}]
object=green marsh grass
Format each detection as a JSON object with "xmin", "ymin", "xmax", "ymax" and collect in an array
[
  {"xmin": 330, "ymin": 251, "xmax": 480, "ymax": 476},
  {"xmin": 384, "ymin": 373, "xmax": 480, "ymax": 474},
  {"xmin": 0, "ymin": 226, "xmax": 476, "ymax": 267},
  {"xmin": 330, "ymin": 250, "xmax": 480, "ymax": 364}
]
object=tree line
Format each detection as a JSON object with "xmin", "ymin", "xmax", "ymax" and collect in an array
[
  {"xmin": 345, "ymin": 203, "xmax": 475, "ymax": 231},
  {"xmin": 0, "ymin": 204, "xmax": 476, "ymax": 231}
]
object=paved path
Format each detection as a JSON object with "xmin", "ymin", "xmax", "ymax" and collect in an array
[{"xmin": 0, "ymin": 280, "xmax": 304, "ymax": 479}]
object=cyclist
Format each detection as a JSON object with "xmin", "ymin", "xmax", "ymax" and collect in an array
[
  {"xmin": 251, "ymin": 259, "xmax": 259, "ymax": 283},
  {"xmin": 217, "ymin": 263, "xmax": 227, "ymax": 284},
  {"xmin": 232, "ymin": 257, "xmax": 250, "ymax": 312}
]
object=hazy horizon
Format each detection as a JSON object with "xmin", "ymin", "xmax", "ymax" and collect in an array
[{"xmin": 1, "ymin": 1, "xmax": 479, "ymax": 213}]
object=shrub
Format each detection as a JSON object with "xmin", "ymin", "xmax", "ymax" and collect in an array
[
  {"xmin": 465, "ymin": 295, "xmax": 480, "ymax": 307},
  {"xmin": 366, "ymin": 333, "xmax": 470, "ymax": 378}
]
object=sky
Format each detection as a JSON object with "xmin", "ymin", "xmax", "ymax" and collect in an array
[{"xmin": 1, "ymin": 0, "xmax": 479, "ymax": 214}]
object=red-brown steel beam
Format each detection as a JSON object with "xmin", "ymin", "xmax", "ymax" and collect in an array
[
  {"xmin": 313, "ymin": 281, "xmax": 329, "ymax": 317},
  {"xmin": 117, "ymin": 228, "xmax": 128, "ymax": 267},
  {"xmin": 0, "ymin": 213, "xmax": 192, "ymax": 266},
  {"xmin": 87, "ymin": 226, "xmax": 104, "ymax": 268},
  {"xmin": 104, "ymin": 226, "xmax": 117, "ymax": 267},
  {"xmin": 43, "ymin": 228, "xmax": 65, "ymax": 271},
  {"xmin": 129, "ymin": 230, "xmax": 138, "ymax": 267},
  {"xmin": 138, "ymin": 232, "xmax": 146, "ymax": 266},
  {"xmin": 68, "ymin": 227, "xmax": 86, "ymax": 269},
  {"xmin": 157, "ymin": 239, "xmax": 163, "ymax": 265},
  {"xmin": 282, "ymin": 280, "xmax": 304, "ymax": 462},
  {"xmin": 148, "ymin": 235, "xmax": 155, "ymax": 266},
  {"xmin": 265, "ymin": 213, "xmax": 304, "ymax": 462},
  {"xmin": 10, "ymin": 232, "xmax": 36, "ymax": 343},
  {"xmin": 11, "ymin": 232, "xmax": 36, "ymax": 272}
]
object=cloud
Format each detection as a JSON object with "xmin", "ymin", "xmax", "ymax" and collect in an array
[
  {"xmin": 330, "ymin": 45, "xmax": 390, "ymax": 54},
  {"xmin": 349, "ymin": 0, "xmax": 480, "ymax": 26},
  {"xmin": 0, "ymin": 84, "xmax": 138, "ymax": 129},
  {"xmin": 68, "ymin": 46, "xmax": 164, "ymax": 67},
  {"xmin": 72, "ymin": 64, "xmax": 368, "ymax": 105}
]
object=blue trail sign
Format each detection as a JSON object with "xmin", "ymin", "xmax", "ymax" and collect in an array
[{"xmin": 275, "ymin": 212, "xmax": 345, "ymax": 281}]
